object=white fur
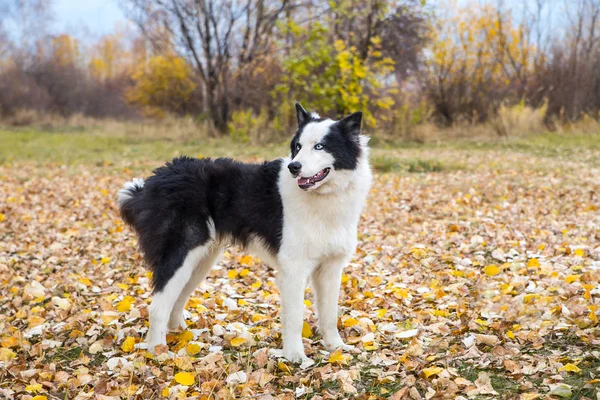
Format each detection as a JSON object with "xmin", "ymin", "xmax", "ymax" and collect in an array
[
  {"xmin": 117, "ymin": 178, "xmax": 144, "ymax": 207},
  {"xmin": 275, "ymin": 134, "xmax": 372, "ymax": 361}
]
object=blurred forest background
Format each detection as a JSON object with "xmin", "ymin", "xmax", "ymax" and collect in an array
[{"xmin": 1, "ymin": 0, "xmax": 599, "ymax": 143}]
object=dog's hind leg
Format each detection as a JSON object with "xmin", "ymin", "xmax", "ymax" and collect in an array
[
  {"xmin": 168, "ymin": 247, "xmax": 222, "ymax": 330},
  {"xmin": 146, "ymin": 244, "xmax": 212, "ymax": 352},
  {"xmin": 311, "ymin": 255, "xmax": 349, "ymax": 351}
]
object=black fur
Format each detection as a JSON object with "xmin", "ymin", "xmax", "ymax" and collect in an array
[
  {"xmin": 322, "ymin": 112, "xmax": 362, "ymax": 170},
  {"xmin": 291, "ymin": 105, "xmax": 362, "ymax": 170},
  {"xmin": 119, "ymin": 156, "xmax": 284, "ymax": 292},
  {"xmin": 291, "ymin": 103, "xmax": 324, "ymax": 159}
]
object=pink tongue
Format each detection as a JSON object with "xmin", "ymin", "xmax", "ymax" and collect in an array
[{"xmin": 298, "ymin": 177, "xmax": 312, "ymax": 185}]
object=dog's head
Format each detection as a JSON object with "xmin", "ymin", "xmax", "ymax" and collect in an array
[{"xmin": 288, "ymin": 103, "xmax": 369, "ymax": 193}]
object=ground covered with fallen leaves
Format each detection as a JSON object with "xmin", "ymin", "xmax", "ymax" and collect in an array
[{"xmin": 1, "ymin": 146, "xmax": 600, "ymax": 399}]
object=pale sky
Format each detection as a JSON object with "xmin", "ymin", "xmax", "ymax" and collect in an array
[
  {"xmin": 53, "ymin": 0, "xmax": 128, "ymax": 38},
  {"xmin": 8, "ymin": 0, "xmax": 564, "ymax": 42}
]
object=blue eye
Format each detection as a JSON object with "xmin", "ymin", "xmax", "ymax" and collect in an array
[
  {"xmin": 314, "ymin": 143, "xmax": 324, "ymax": 150},
  {"xmin": 295, "ymin": 143, "xmax": 302, "ymax": 152}
]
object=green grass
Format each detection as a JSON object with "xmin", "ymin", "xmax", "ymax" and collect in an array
[
  {"xmin": 0, "ymin": 127, "xmax": 286, "ymax": 165},
  {"xmin": 371, "ymin": 156, "xmax": 446, "ymax": 173},
  {"xmin": 1, "ymin": 126, "xmax": 599, "ymax": 171}
]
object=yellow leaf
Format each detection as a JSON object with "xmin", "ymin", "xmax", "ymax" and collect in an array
[
  {"xmin": 0, "ymin": 213, "xmax": 5, "ymax": 222},
  {"xmin": 328, "ymin": 349, "xmax": 349, "ymax": 364},
  {"xmin": 506, "ymin": 330, "xmax": 515, "ymax": 339},
  {"xmin": 394, "ymin": 288, "xmax": 409, "ymax": 299},
  {"xmin": 26, "ymin": 384, "xmax": 43, "ymax": 393},
  {"xmin": 227, "ymin": 270, "xmax": 239, "ymax": 279},
  {"xmin": 560, "ymin": 363, "xmax": 582, "ymax": 373},
  {"xmin": 186, "ymin": 342, "xmax": 201, "ymax": 356},
  {"xmin": 174, "ymin": 371, "xmax": 195, "ymax": 386},
  {"xmin": 422, "ymin": 366, "xmax": 444, "ymax": 378},
  {"xmin": 589, "ymin": 305, "xmax": 598, "ymax": 324},
  {"xmin": 251, "ymin": 314, "xmax": 267, "ymax": 322},
  {"xmin": 239, "ymin": 268, "xmax": 250, "ymax": 277},
  {"xmin": 575, "ymin": 248, "xmax": 585, "ymax": 257},
  {"xmin": 1, "ymin": 336, "xmax": 19, "ymax": 348},
  {"xmin": 278, "ymin": 361, "xmax": 293, "ymax": 374},
  {"xmin": 179, "ymin": 330, "xmax": 193, "ymax": 343},
  {"xmin": 375, "ymin": 309, "xmax": 387, "ymax": 318},
  {"xmin": 565, "ymin": 275, "xmax": 580, "ymax": 284},
  {"xmin": 523, "ymin": 294, "xmax": 539, "ymax": 304},
  {"xmin": 527, "ymin": 258, "xmax": 540, "ymax": 268},
  {"xmin": 115, "ymin": 283, "xmax": 129, "ymax": 290},
  {"xmin": 230, "ymin": 337, "xmax": 246, "ymax": 347},
  {"xmin": 116, "ymin": 297, "xmax": 132, "ymax": 313},
  {"xmin": 161, "ymin": 387, "xmax": 170, "ymax": 397},
  {"xmin": 240, "ymin": 255, "xmax": 254, "ymax": 266},
  {"xmin": 32, "ymin": 396, "xmax": 48, "ymax": 400},
  {"xmin": 101, "ymin": 257, "xmax": 111, "ymax": 265},
  {"xmin": 411, "ymin": 248, "xmax": 427, "ymax": 260},
  {"xmin": 344, "ymin": 318, "xmax": 359, "ymax": 327},
  {"xmin": 484, "ymin": 265, "xmax": 500, "ymax": 276},
  {"xmin": 78, "ymin": 277, "xmax": 92, "ymax": 286},
  {"xmin": 302, "ymin": 322, "xmax": 313, "ymax": 338},
  {"xmin": 0, "ymin": 348, "xmax": 15, "ymax": 362},
  {"xmin": 121, "ymin": 336, "xmax": 136, "ymax": 353}
]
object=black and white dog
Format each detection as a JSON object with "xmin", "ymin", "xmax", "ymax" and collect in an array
[{"xmin": 118, "ymin": 104, "xmax": 372, "ymax": 362}]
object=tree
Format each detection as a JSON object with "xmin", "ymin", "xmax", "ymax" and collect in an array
[
  {"xmin": 327, "ymin": 0, "xmax": 429, "ymax": 81},
  {"xmin": 275, "ymin": 18, "xmax": 396, "ymax": 128},
  {"xmin": 424, "ymin": 3, "xmax": 536, "ymax": 124},
  {"xmin": 127, "ymin": 54, "xmax": 198, "ymax": 117},
  {"xmin": 123, "ymin": 0, "xmax": 293, "ymax": 131}
]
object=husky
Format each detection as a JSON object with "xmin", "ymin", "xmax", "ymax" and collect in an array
[{"xmin": 117, "ymin": 103, "xmax": 372, "ymax": 362}]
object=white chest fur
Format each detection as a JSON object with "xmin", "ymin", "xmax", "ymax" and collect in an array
[{"xmin": 277, "ymin": 155, "xmax": 372, "ymax": 265}]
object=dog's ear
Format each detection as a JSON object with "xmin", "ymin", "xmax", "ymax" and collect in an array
[
  {"xmin": 339, "ymin": 111, "xmax": 362, "ymax": 138},
  {"xmin": 295, "ymin": 103, "xmax": 310, "ymax": 126}
]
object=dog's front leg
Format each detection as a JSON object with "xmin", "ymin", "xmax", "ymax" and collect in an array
[
  {"xmin": 312, "ymin": 254, "xmax": 352, "ymax": 352},
  {"xmin": 276, "ymin": 263, "xmax": 312, "ymax": 363}
]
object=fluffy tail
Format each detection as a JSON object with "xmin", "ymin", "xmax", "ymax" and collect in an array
[{"xmin": 118, "ymin": 178, "xmax": 145, "ymax": 226}]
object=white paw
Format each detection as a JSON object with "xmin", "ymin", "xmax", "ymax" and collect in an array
[
  {"xmin": 338, "ymin": 343, "xmax": 360, "ymax": 354},
  {"xmin": 168, "ymin": 313, "xmax": 187, "ymax": 330},
  {"xmin": 146, "ymin": 333, "xmax": 167, "ymax": 354},
  {"xmin": 323, "ymin": 336, "xmax": 360, "ymax": 353},
  {"xmin": 283, "ymin": 346, "xmax": 309, "ymax": 364},
  {"xmin": 322, "ymin": 333, "xmax": 344, "ymax": 351}
]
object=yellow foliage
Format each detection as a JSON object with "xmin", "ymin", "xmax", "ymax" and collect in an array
[
  {"xmin": 302, "ymin": 322, "xmax": 313, "ymax": 338},
  {"xmin": 422, "ymin": 366, "xmax": 444, "ymax": 378},
  {"xmin": 230, "ymin": 337, "xmax": 246, "ymax": 347},
  {"xmin": 484, "ymin": 265, "xmax": 500, "ymax": 276},
  {"xmin": 427, "ymin": 3, "xmax": 536, "ymax": 107},
  {"xmin": 328, "ymin": 349, "xmax": 350, "ymax": 364},
  {"xmin": 186, "ymin": 342, "xmax": 201, "ymax": 356},
  {"xmin": 121, "ymin": 336, "xmax": 136, "ymax": 353},
  {"xmin": 559, "ymin": 363, "xmax": 582, "ymax": 373},
  {"xmin": 127, "ymin": 55, "xmax": 197, "ymax": 117},
  {"xmin": 51, "ymin": 35, "xmax": 80, "ymax": 67},
  {"xmin": 174, "ymin": 371, "xmax": 195, "ymax": 386}
]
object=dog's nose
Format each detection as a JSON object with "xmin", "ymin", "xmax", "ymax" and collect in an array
[{"xmin": 288, "ymin": 161, "xmax": 302, "ymax": 176}]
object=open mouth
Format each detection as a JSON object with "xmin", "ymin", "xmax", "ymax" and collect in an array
[{"xmin": 297, "ymin": 168, "xmax": 330, "ymax": 190}]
